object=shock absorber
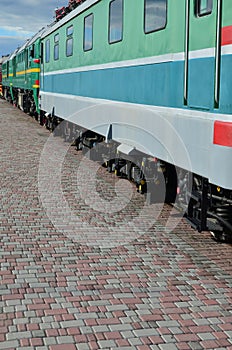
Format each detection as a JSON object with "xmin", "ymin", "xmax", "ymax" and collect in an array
[
  {"xmin": 214, "ymin": 205, "xmax": 232, "ymax": 223},
  {"xmin": 209, "ymin": 203, "xmax": 232, "ymax": 242}
]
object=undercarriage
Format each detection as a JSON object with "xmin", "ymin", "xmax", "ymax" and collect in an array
[{"xmin": 38, "ymin": 116, "xmax": 232, "ymax": 243}]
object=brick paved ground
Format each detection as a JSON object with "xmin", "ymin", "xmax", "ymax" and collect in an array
[{"xmin": 0, "ymin": 98, "xmax": 232, "ymax": 350}]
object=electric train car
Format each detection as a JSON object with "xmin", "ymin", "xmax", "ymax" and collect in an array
[
  {"xmin": 2, "ymin": 0, "xmax": 232, "ymax": 242},
  {"xmin": 2, "ymin": 28, "xmax": 45, "ymax": 115},
  {"xmin": 38, "ymin": 0, "xmax": 232, "ymax": 241},
  {"xmin": 0, "ymin": 74, "xmax": 1, "ymax": 92},
  {"xmin": 1, "ymin": 50, "xmax": 16, "ymax": 101},
  {"xmin": 0, "ymin": 57, "xmax": 3, "ymax": 96}
]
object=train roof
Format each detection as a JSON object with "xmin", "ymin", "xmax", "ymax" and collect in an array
[
  {"xmin": 26, "ymin": 26, "xmax": 47, "ymax": 47},
  {"xmin": 1, "ymin": 0, "xmax": 97, "ymax": 60},
  {"xmin": 8, "ymin": 47, "xmax": 20, "ymax": 60},
  {"xmin": 0, "ymin": 55, "xmax": 9, "ymax": 64},
  {"xmin": 16, "ymin": 26, "xmax": 45, "ymax": 55},
  {"xmin": 41, "ymin": 0, "xmax": 99, "ymax": 38},
  {"xmin": 16, "ymin": 39, "xmax": 31, "ymax": 55},
  {"xmin": 5, "ymin": 24, "xmax": 46, "ymax": 59}
]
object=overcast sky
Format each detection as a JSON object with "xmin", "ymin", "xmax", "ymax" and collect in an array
[{"xmin": 0, "ymin": 0, "xmax": 66, "ymax": 57}]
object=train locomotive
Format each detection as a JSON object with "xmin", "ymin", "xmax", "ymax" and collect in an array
[{"xmin": 2, "ymin": 0, "xmax": 232, "ymax": 242}]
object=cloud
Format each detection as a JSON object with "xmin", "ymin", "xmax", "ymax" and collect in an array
[
  {"xmin": 0, "ymin": 0, "xmax": 65, "ymax": 56},
  {"xmin": 0, "ymin": 37, "xmax": 26, "ymax": 57}
]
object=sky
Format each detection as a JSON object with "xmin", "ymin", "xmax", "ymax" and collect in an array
[{"xmin": 0, "ymin": 0, "xmax": 67, "ymax": 57}]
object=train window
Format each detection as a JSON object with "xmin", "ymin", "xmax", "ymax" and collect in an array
[
  {"xmin": 25, "ymin": 49, "xmax": 29, "ymax": 68},
  {"xmin": 67, "ymin": 25, "xmax": 73, "ymax": 36},
  {"xmin": 195, "ymin": 0, "xmax": 213, "ymax": 16},
  {"xmin": 109, "ymin": 0, "xmax": 123, "ymax": 44},
  {"xmin": 45, "ymin": 39, "xmax": 50, "ymax": 63},
  {"xmin": 144, "ymin": 0, "xmax": 167, "ymax": 34},
  {"xmin": 66, "ymin": 38, "xmax": 73, "ymax": 56},
  {"xmin": 30, "ymin": 45, "xmax": 35, "ymax": 58},
  {"xmin": 7, "ymin": 61, "xmax": 9, "ymax": 78},
  {"xmin": 66, "ymin": 25, "xmax": 73, "ymax": 57},
  {"xmin": 54, "ymin": 34, "xmax": 59, "ymax": 61},
  {"xmin": 84, "ymin": 14, "xmax": 93, "ymax": 51}
]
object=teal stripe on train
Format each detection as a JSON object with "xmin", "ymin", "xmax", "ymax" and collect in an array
[
  {"xmin": 42, "ymin": 61, "xmax": 184, "ymax": 109},
  {"xmin": 42, "ymin": 57, "xmax": 229, "ymax": 113}
]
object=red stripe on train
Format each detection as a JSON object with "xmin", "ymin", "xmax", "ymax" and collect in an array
[
  {"xmin": 221, "ymin": 25, "xmax": 232, "ymax": 46},
  {"xmin": 214, "ymin": 121, "xmax": 232, "ymax": 147}
]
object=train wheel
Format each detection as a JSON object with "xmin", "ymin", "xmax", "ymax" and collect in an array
[{"xmin": 210, "ymin": 230, "xmax": 230, "ymax": 243}]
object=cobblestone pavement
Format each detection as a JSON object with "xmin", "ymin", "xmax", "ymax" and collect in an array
[{"xmin": 0, "ymin": 98, "xmax": 232, "ymax": 350}]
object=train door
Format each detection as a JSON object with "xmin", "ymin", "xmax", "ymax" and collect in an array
[
  {"xmin": 6, "ymin": 61, "xmax": 9, "ymax": 79},
  {"xmin": 185, "ymin": 0, "xmax": 221, "ymax": 109},
  {"xmin": 40, "ymin": 42, "xmax": 44, "ymax": 91},
  {"xmin": 13, "ymin": 56, "xmax": 16, "ymax": 78},
  {"xmin": 25, "ymin": 49, "xmax": 28, "ymax": 85}
]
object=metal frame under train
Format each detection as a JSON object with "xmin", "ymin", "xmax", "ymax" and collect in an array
[{"xmin": 39, "ymin": 111, "xmax": 232, "ymax": 243}]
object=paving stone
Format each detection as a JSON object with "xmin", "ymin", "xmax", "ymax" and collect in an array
[
  {"xmin": 188, "ymin": 342, "xmax": 204, "ymax": 350},
  {"xmin": 98, "ymin": 339, "xmax": 117, "ymax": 348},
  {"xmin": 106, "ymin": 304, "xmax": 129, "ymax": 311},
  {"xmin": 159, "ymin": 344, "xmax": 178, "ymax": 350},
  {"xmin": 60, "ymin": 320, "xmax": 85, "ymax": 328},
  {"xmin": 57, "ymin": 335, "xmax": 75, "ymax": 344},
  {"xmin": 128, "ymin": 337, "xmax": 143, "ymax": 346},
  {"xmin": 193, "ymin": 318, "xmax": 210, "ymax": 326},
  {"xmin": 161, "ymin": 334, "xmax": 177, "ymax": 343},
  {"xmin": 43, "ymin": 337, "xmax": 58, "ymax": 346},
  {"xmin": 225, "ymin": 330, "xmax": 232, "ymax": 338},
  {"xmin": 109, "ymin": 324, "xmax": 133, "ymax": 331},
  {"xmin": 0, "ymin": 340, "xmax": 20, "ymax": 349},
  {"xmin": 6, "ymin": 331, "xmax": 32, "ymax": 340},
  {"xmin": 31, "ymin": 330, "xmax": 46, "ymax": 338},
  {"xmin": 198, "ymin": 332, "xmax": 216, "ymax": 341},
  {"xmin": 92, "ymin": 325, "xmax": 110, "ymax": 333},
  {"xmin": 134, "ymin": 328, "xmax": 159, "ymax": 337},
  {"xmin": 76, "ymin": 343, "xmax": 90, "ymax": 350},
  {"xmin": 157, "ymin": 320, "xmax": 181, "ymax": 328}
]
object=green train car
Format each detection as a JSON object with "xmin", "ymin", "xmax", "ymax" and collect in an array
[
  {"xmin": 2, "ymin": 29, "xmax": 44, "ymax": 115},
  {"xmin": 1, "ymin": 50, "xmax": 15, "ymax": 100}
]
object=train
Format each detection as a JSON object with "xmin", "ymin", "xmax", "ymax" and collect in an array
[
  {"xmin": 0, "ymin": 56, "xmax": 4, "ymax": 96},
  {"xmin": 2, "ymin": 0, "xmax": 232, "ymax": 242}
]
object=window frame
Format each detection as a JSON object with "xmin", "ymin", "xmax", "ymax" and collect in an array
[
  {"xmin": 144, "ymin": 0, "xmax": 168, "ymax": 35},
  {"xmin": 66, "ymin": 25, "xmax": 74, "ymax": 57},
  {"xmin": 84, "ymin": 13, "xmax": 94, "ymax": 52},
  {"xmin": 54, "ymin": 33, "xmax": 60, "ymax": 61},
  {"xmin": 108, "ymin": 0, "xmax": 123, "ymax": 44},
  {"xmin": 45, "ymin": 39, "xmax": 50, "ymax": 63},
  {"xmin": 195, "ymin": 0, "xmax": 213, "ymax": 17}
]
